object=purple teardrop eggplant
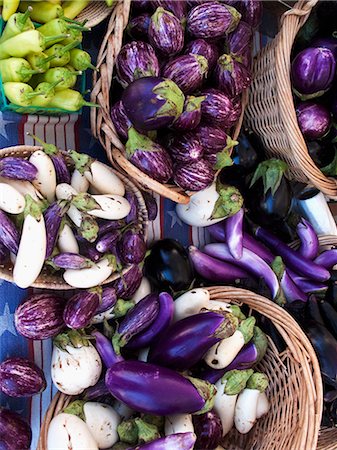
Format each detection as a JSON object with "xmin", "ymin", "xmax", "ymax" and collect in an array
[
  {"xmin": 14, "ymin": 293, "xmax": 65, "ymax": 340},
  {"xmin": 44, "ymin": 201, "xmax": 69, "ymax": 259},
  {"xmin": 173, "ymin": 159, "xmax": 214, "ymax": 191},
  {"xmin": 214, "ymin": 53, "xmax": 251, "ymax": 97},
  {"xmin": 0, "ymin": 157, "xmax": 37, "ymax": 181},
  {"xmin": 296, "ymin": 101, "xmax": 331, "ymax": 140},
  {"xmin": 0, "ymin": 358, "xmax": 46, "ymax": 398},
  {"xmin": 201, "ymin": 88, "xmax": 238, "ymax": 128},
  {"xmin": 172, "ymin": 95, "xmax": 204, "ymax": 131},
  {"xmin": 51, "ymin": 154, "xmax": 71, "ymax": 184},
  {"xmin": 193, "ymin": 411, "xmax": 223, "ymax": 449},
  {"xmin": 0, "ymin": 408, "xmax": 31, "ymax": 450},
  {"xmin": 127, "ymin": 13, "xmax": 151, "ymax": 40},
  {"xmin": 169, "ymin": 132, "xmax": 204, "ymax": 163},
  {"xmin": 233, "ymin": 0, "xmax": 262, "ymax": 28},
  {"xmin": 96, "ymin": 230, "xmax": 121, "ymax": 253},
  {"xmin": 51, "ymin": 252, "xmax": 94, "ymax": 269},
  {"xmin": 111, "ymin": 100, "xmax": 132, "ymax": 141},
  {"xmin": 163, "ymin": 54, "xmax": 208, "ymax": 94},
  {"xmin": 63, "ymin": 290, "xmax": 100, "ymax": 329},
  {"xmin": 116, "ymin": 41, "xmax": 160, "ymax": 88},
  {"xmin": 118, "ymin": 229, "xmax": 146, "ymax": 264},
  {"xmin": 185, "ymin": 39, "xmax": 219, "ymax": 70},
  {"xmin": 128, "ymin": 433, "xmax": 196, "ymax": 450},
  {"xmin": 194, "ymin": 124, "xmax": 232, "ymax": 153},
  {"xmin": 111, "ymin": 264, "xmax": 143, "ymax": 299},
  {"xmin": 152, "ymin": 0, "xmax": 186, "ymax": 19},
  {"xmin": 227, "ymin": 20, "xmax": 253, "ymax": 59},
  {"xmin": 95, "ymin": 287, "xmax": 117, "ymax": 314},
  {"xmin": 187, "ymin": 2, "xmax": 241, "ymax": 39},
  {"xmin": 149, "ymin": 7, "xmax": 184, "ymax": 56},
  {"xmin": 0, "ymin": 210, "xmax": 20, "ymax": 254}
]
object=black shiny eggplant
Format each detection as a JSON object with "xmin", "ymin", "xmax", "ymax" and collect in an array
[
  {"xmin": 144, "ymin": 239, "xmax": 194, "ymax": 292},
  {"xmin": 319, "ymin": 300, "xmax": 337, "ymax": 339}
]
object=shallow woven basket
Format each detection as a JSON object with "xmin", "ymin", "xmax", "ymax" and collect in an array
[
  {"xmin": 245, "ymin": 0, "xmax": 337, "ymax": 198},
  {"xmin": 72, "ymin": 1, "xmax": 114, "ymax": 28},
  {"xmin": 0, "ymin": 145, "xmax": 148, "ymax": 290},
  {"xmin": 37, "ymin": 285, "xmax": 322, "ymax": 450},
  {"xmin": 90, "ymin": 0, "xmax": 248, "ymax": 204}
]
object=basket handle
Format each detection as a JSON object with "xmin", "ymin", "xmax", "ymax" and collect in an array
[{"xmin": 281, "ymin": 0, "xmax": 319, "ymax": 28}]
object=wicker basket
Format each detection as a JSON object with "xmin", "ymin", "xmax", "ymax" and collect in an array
[
  {"xmin": 245, "ymin": 0, "xmax": 337, "ymax": 198},
  {"xmin": 37, "ymin": 285, "xmax": 322, "ymax": 450},
  {"xmin": 71, "ymin": 1, "xmax": 114, "ymax": 28},
  {"xmin": 0, "ymin": 145, "xmax": 148, "ymax": 290},
  {"xmin": 90, "ymin": 0, "xmax": 248, "ymax": 204}
]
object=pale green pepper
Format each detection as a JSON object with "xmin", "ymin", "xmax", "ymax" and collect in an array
[
  {"xmin": 0, "ymin": 57, "xmax": 41, "ymax": 83},
  {"xmin": 0, "ymin": 7, "xmax": 34, "ymax": 43},
  {"xmin": 3, "ymin": 81, "xmax": 44, "ymax": 106},
  {"xmin": 48, "ymin": 88, "xmax": 98, "ymax": 111}
]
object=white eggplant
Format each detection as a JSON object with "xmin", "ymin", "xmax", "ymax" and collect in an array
[
  {"xmin": 56, "ymin": 183, "xmax": 82, "ymax": 226},
  {"xmin": 71, "ymin": 169, "xmax": 90, "ymax": 193},
  {"xmin": 131, "ymin": 277, "xmax": 151, "ymax": 304},
  {"xmin": 58, "ymin": 223, "xmax": 79, "ymax": 254},
  {"xmin": 0, "ymin": 183, "xmax": 25, "ymax": 214},
  {"xmin": 47, "ymin": 413, "xmax": 98, "ymax": 450},
  {"xmin": 256, "ymin": 392, "xmax": 270, "ymax": 419},
  {"xmin": 63, "ymin": 258, "xmax": 114, "ymax": 288},
  {"xmin": 204, "ymin": 300, "xmax": 231, "ymax": 313},
  {"xmin": 29, "ymin": 150, "xmax": 56, "ymax": 202},
  {"xmin": 173, "ymin": 288, "xmax": 210, "ymax": 322},
  {"xmin": 296, "ymin": 192, "xmax": 337, "ymax": 236},
  {"xmin": 83, "ymin": 402, "xmax": 120, "ymax": 449},
  {"xmin": 138, "ymin": 347, "xmax": 150, "ymax": 362},
  {"xmin": 165, "ymin": 414, "xmax": 194, "ymax": 436},
  {"xmin": 84, "ymin": 161, "xmax": 125, "ymax": 196},
  {"xmin": 88, "ymin": 185, "xmax": 101, "ymax": 195},
  {"xmin": 89, "ymin": 195, "xmax": 131, "ymax": 220},
  {"xmin": 0, "ymin": 177, "xmax": 43, "ymax": 201}
]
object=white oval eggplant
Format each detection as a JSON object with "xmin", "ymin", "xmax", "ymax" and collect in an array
[
  {"xmin": 84, "ymin": 161, "xmax": 125, "ymax": 197},
  {"xmin": 204, "ymin": 330, "xmax": 245, "ymax": 369},
  {"xmin": 0, "ymin": 183, "xmax": 25, "ymax": 214},
  {"xmin": 71, "ymin": 169, "xmax": 90, "ymax": 193},
  {"xmin": 204, "ymin": 300, "xmax": 231, "ymax": 313},
  {"xmin": 256, "ymin": 392, "xmax": 270, "ymax": 419},
  {"xmin": 0, "ymin": 177, "xmax": 43, "ymax": 201},
  {"xmin": 214, "ymin": 379, "xmax": 237, "ymax": 437},
  {"xmin": 89, "ymin": 195, "xmax": 131, "ymax": 220},
  {"xmin": 131, "ymin": 277, "xmax": 151, "ymax": 304},
  {"xmin": 234, "ymin": 388, "xmax": 260, "ymax": 434},
  {"xmin": 58, "ymin": 223, "xmax": 79, "ymax": 254},
  {"xmin": 47, "ymin": 413, "xmax": 98, "ymax": 450},
  {"xmin": 83, "ymin": 402, "xmax": 120, "ymax": 449},
  {"xmin": 30, "ymin": 150, "xmax": 56, "ymax": 202},
  {"xmin": 63, "ymin": 258, "xmax": 113, "ymax": 288},
  {"xmin": 173, "ymin": 288, "xmax": 210, "ymax": 322},
  {"xmin": 165, "ymin": 414, "xmax": 194, "ymax": 436}
]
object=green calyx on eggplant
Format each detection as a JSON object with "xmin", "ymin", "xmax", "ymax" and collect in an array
[{"xmin": 211, "ymin": 179, "xmax": 244, "ymax": 220}]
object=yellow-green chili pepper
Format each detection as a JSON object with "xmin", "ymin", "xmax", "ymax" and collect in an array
[
  {"xmin": 3, "ymin": 81, "xmax": 44, "ymax": 106},
  {"xmin": 34, "ymin": 66, "xmax": 82, "ymax": 90},
  {"xmin": 48, "ymin": 87, "xmax": 98, "ymax": 111},
  {"xmin": 44, "ymin": 40, "xmax": 80, "ymax": 67},
  {"xmin": 0, "ymin": 7, "xmax": 34, "ymax": 43},
  {"xmin": 38, "ymin": 17, "xmax": 88, "ymax": 46},
  {"xmin": 0, "ymin": 57, "xmax": 41, "ymax": 83},
  {"xmin": 18, "ymin": 1, "xmax": 64, "ymax": 23},
  {"xmin": 26, "ymin": 52, "xmax": 51, "ymax": 72},
  {"xmin": 62, "ymin": 0, "xmax": 90, "ymax": 20},
  {"xmin": 68, "ymin": 48, "xmax": 97, "ymax": 71},
  {"xmin": 60, "ymin": 27, "xmax": 82, "ymax": 46},
  {"xmin": 2, "ymin": 0, "xmax": 20, "ymax": 21},
  {"xmin": 30, "ymin": 79, "xmax": 63, "ymax": 107}
]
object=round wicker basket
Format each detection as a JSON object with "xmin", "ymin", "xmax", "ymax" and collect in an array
[
  {"xmin": 37, "ymin": 285, "xmax": 322, "ymax": 450},
  {"xmin": 245, "ymin": 0, "xmax": 337, "ymax": 198},
  {"xmin": 90, "ymin": 0, "xmax": 249, "ymax": 204},
  {"xmin": 72, "ymin": 1, "xmax": 114, "ymax": 28},
  {"xmin": 0, "ymin": 145, "xmax": 148, "ymax": 290}
]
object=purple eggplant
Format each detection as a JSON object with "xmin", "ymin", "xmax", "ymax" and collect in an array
[
  {"xmin": 0, "ymin": 241, "xmax": 9, "ymax": 264},
  {"xmin": 128, "ymin": 433, "xmax": 196, "ymax": 450},
  {"xmin": 14, "ymin": 293, "xmax": 65, "ymax": 339},
  {"xmin": 290, "ymin": 274, "xmax": 327, "ymax": 294},
  {"xmin": 224, "ymin": 208, "xmax": 244, "ymax": 259},
  {"xmin": 96, "ymin": 230, "xmax": 120, "ymax": 253},
  {"xmin": 112, "ymin": 264, "xmax": 143, "ymax": 299},
  {"xmin": 126, "ymin": 292, "xmax": 174, "ymax": 349},
  {"xmin": 152, "ymin": 0, "xmax": 186, "ymax": 19},
  {"xmin": 315, "ymin": 249, "xmax": 337, "ymax": 270},
  {"xmin": 0, "ymin": 157, "xmax": 37, "ymax": 181},
  {"xmin": 194, "ymin": 124, "xmax": 232, "ymax": 153},
  {"xmin": 189, "ymin": 246, "xmax": 249, "ymax": 282},
  {"xmin": 173, "ymin": 159, "xmax": 214, "ymax": 191},
  {"xmin": 83, "ymin": 379, "xmax": 110, "ymax": 401},
  {"xmin": 126, "ymin": 128, "xmax": 173, "ymax": 183},
  {"xmin": 118, "ymin": 229, "xmax": 146, "ymax": 265},
  {"xmin": 169, "ymin": 132, "xmax": 204, "ymax": 163},
  {"xmin": 98, "ymin": 219, "xmax": 126, "ymax": 236},
  {"xmin": 63, "ymin": 290, "xmax": 100, "ymax": 329},
  {"xmin": 0, "ymin": 210, "xmax": 19, "ymax": 254},
  {"xmin": 92, "ymin": 330, "xmax": 123, "ymax": 368},
  {"xmin": 148, "ymin": 311, "xmax": 237, "ymax": 370},
  {"xmin": 291, "ymin": 47, "xmax": 336, "ymax": 99},
  {"xmin": 125, "ymin": 191, "xmax": 139, "ymax": 224},
  {"xmin": 227, "ymin": 20, "xmax": 253, "ymax": 60},
  {"xmin": 214, "ymin": 53, "xmax": 251, "ymax": 98},
  {"xmin": 142, "ymin": 192, "xmax": 158, "ymax": 221},
  {"xmin": 149, "ymin": 7, "xmax": 184, "ymax": 56},
  {"xmin": 116, "ymin": 41, "xmax": 160, "ymax": 88},
  {"xmin": 281, "ymin": 270, "xmax": 307, "ymax": 303},
  {"xmin": 122, "ymin": 77, "xmax": 184, "ymax": 131},
  {"xmin": 0, "ymin": 408, "xmax": 31, "ymax": 450},
  {"xmin": 297, "ymin": 218, "xmax": 319, "ymax": 259},
  {"xmin": 187, "ymin": 2, "xmax": 240, "ymax": 39},
  {"xmin": 0, "ymin": 358, "xmax": 46, "ymax": 397},
  {"xmin": 312, "ymin": 37, "xmax": 337, "ymax": 59},
  {"xmin": 163, "ymin": 54, "xmax": 208, "ymax": 94},
  {"xmin": 51, "ymin": 252, "xmax": 94, "ymax": 269},
  {"xmin": 233, "ymin": 0, "xmax": 262, "ymax": 28},
  {"xmin": 296, "ymin": 101, "xmax": 331, "ymax": 140},
  {"xmin": 111, "ymin": 100, "xmax": 132, "ymax": 141},
  {"xmin": 106, "ymin": 360, "xmax": 216, "ymax": 415},
  {"xmin": 127, "ymin": 13, "xmax": 151, "ymax": 40},
  {"xmin": 81, "ymin": 244, "xmax": 102, "ymax": 262},
  {"xmin": 200, "ymin": 88, "xmax": 238, "ymax": 128},
  {"xmin": 185, "ymin": 39, "xmax": 219, "ymax": 71},
  {"xmin": 44, "ymin": 201, "xmax": 69, "ymax": 259},
  {"xmin": 171, "ymin": 95, "xmax": 204, "ymax": 131},
  {"xmin": 95, "ymin": 287, "xmax": 117, "ymax": 314},
  {"xmin": 193, "ymin": 410, "xmax": 222, "ymax": 449}
]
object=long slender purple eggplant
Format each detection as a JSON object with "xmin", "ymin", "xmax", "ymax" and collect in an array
[
  {"xmin": 92, "ymin": 330, "xmax": 123, "ymax": 368},
  {"xmin": 254, "ymin": 226, "xmax": 330, "ymax": 282},
  {"xmin": 44, "ymin": 201, "xmax": 69, "ymax": 258},
  {"xmin": 95, "ymin": 287, "xmax": 117, "ymax": 314},
  {"xmin": 280, "ymin": 270, "xmax": 307, "ymax": 302},
  {"xmin": 315, "ymin": 249, "xmax": 337, "ymax": 270},
  {"xmin": 0, "ymin": 358, "xmax": 46, "ymax": 397},
  {"xmin": 117, "ymin": 229, "xmax": 146, "ymax": 264},
  {"xmin": 0, "ymin": 210, "xmax": 20, "ymax": 254},
  {"xmin": 63, "ymin": 290, "xmax": 100, "ymax": 329},
  {"xmin": 14, "ymin": 293, "xmax": 65, "ymax": 340},
  {"xmin": 0, "ymin": 157, "xmax": 37, "ymax": 181},
  {"xmin": 242, "ymin": 233, "xmax": 274, "ymax": 263},
  {"xmin": 189, "ymin": 246, "xmax": 249, "ymax": 282},
  {"xmin": 126, "ymin": 292, "xmax": 174, "ymax": 349},
  {"xmin": 0, "ymin": 408, "xmax": 32, "ymax": 450},
  {"xmin": 112, "ymin": 264, "xmax": 143, "ymax": 299},
  {"xmin": 148, "ymin": 311, "xmax": 237, "ymax": 370},
  {"xmin": 128, "ymin": 433, "xmax": 196, "ymax": 450},
  {"xmin": 96, "ymin": 230, "xmax": 120, "ymax": 253},
  {"xmin": 297, "ymin": 218, "xmax": 319, "ymax": 259},
  {"xmin": 224, "ymin": 208, "xmax": 243, "ymax": 259},
  {"xmin": 51, "ymin": 252, "xmax": 94, "ymax": 269},
  {"xmin": 291, "ymin": 275, "xmax": 327, "ymax": 294},
  {"xmin": 0, "ymin": 241, "xmax": 9, "ymax": 264},
  {"xmin": 105, "ymin": 361, "xmax": 216, "ymax": 415}
]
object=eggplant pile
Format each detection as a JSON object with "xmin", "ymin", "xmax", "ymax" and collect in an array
[
  {"xmin": 111, "ymin": 0, "xmax": 262, "ymax": 196},
  {"xmin": 0, "ymin": 137, "xmax": 152, "ymax": 289}
]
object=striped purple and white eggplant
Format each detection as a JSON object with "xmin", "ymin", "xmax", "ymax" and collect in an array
[
  {"xmin": 234, "ymin": 0, "xmax": 263, "ymax": 28},
  {"xmin": 128, "ymin": 432, "xmax": 196, "ymax": 450},
  {"xmin": 63, "ymin": 289, "xmax": 101, "ymax": 329},
  {"xmin": 193, "ymin": 411, "xmax": 222, "ymax": 449},
  {"xmin": 0, "ymin": 241, "xmax": 9, "ymax": 264},
  {"xmin": 173, "ymin": 159, "xmax": 215, "ymax": 191},
  {"xmin": 214, "ymin": 54, "xmax": 252, "ymax": 98},
  {"xmin": 226, "ymin": 20, "xmax": 253, "ymax": 62},
  {"xmin": 163, "ymin": 54, "xmax": 208, "ymax": 94},
  {"xmin": 127, "ymin": 13, "xmax": 151, "ymax": 40},
  {"xmin": 152, "ymin": 0, "xmax": 186, "ymax": 19},
  {"xmin": 117, "ymin": 229, "xmax": 146, "ymax": 265},
  {"xmin": 185, "ymin": 39, "xmax": 219, "ymax": 71},
  {"xmin": 171, "ymin": 96, "xmax": 204, "ymax": 131},
  {"xmin": 169, "ymin": 132, "xmax": 204, "ymax": 163},
  {"xmin": 194, "ymin": 124, "xmax": 231, "ymax": 153},
  {"xmin": 126, "ymin": 128, "xmax": 173, "ymax": 183},
  {"xmin": 201, "ymin": 89, "xmax": 238, "ymax": 128},
  {"xmin": 0, "ymin": 157, "xmax": 37, "ymax": 181},
  {"xmin": 95, "ymin": 287, "xmax": 117, "ymax": 314},
  {"xmin": 148, "ymin": 311, "xmax": 238, "ymax": 370},
  {"xmin": 111, "ymin": 264, "xmax": 143, "ymax": 299},
  {"xmin": 44, "ymin": 200, "xmax": 69, "ymax": 258},
  {"xmin": 149, "ymin": 7, "xmax": 184, "ymax": 56},
  {"xmin": 81, "ymin": 244, "xmax": 102, "ymax": 262},
  {"xmin": 111, "ymin": 100, "xmax": 132, "ymax": 141},
  {"xmin": 0, "ymin": 210, "xmax": 20, "ymax": 254},
  {"xmin": 92, "ymin": 330, "xmax": 123, "ymax": 368},
  {"xmin": 105, "ymin": 360, "xmax": 216, "ymax": 415},
  {"xmin": 14, "ymin": 293, "xmax": 65, "ymax": 340},
  {"xmin": 125, "ymin": 191, "xmax": 139, "ymax": 224},
  {"xmin": 142, "ymin": 192, "xmax": 158, "ymax": 221},
  {"xmin": 51, "ymin": 252, "xmax": 94, "ymax": 269},
  {"xmin": 187, "ymin": 2, "xmax": 241, "ymax": 38},
  {"xmin": 0, "ymin": 357, "xmax": 46, "ymax": 398},
  {"xmin": 116, "ymin": 41, "xmax": 160, "ymax": 88},
  {"xmin": 98, "ymin": 219, "xmax": 126, "ymax": 236},
  {"xmin": 0, "ymin": 408, "xmax": 32, "ymax": 450},
  {"xmin": 96, "ymin": 230, "xmax": 121, "ymax": 253}
]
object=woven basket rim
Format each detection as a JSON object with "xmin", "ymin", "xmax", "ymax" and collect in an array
[
  {"xmin": 0, "ymin": 144, "xmax": 148, "ymax": 290},
  {"xmin": 75, "ymin": 1, "xmax": 114, "ymax": 28}
]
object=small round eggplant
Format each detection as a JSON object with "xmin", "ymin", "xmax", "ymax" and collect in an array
[
  {"xmin": 214, "ymin": 54, "xmax": 251, "ymax": 98},
  {"xmin": 152, "ymin": 0, "xmax": 186, "ymax": 19},
  {"xmin": 193, "ymin": 410, "xmax": 223, "ymax": 449},
  {"xmin": 149, "ymin": 7, "xmax": 184, "ymax": 56},
  {"xmin": 63, "ymin": 290, "xmax": 100, "ymax": 329},
  {"xmin": 185, "ymin": 39, "xmax": 219, "ymax": 70},
  {"xmin": 111, "ymin": 100, "xmax": 132, "ymax": 141},
  {"xmin": 233, "ymin": 0, "xmax": 263, "ymax": 28},
  {"xmin": 127, "ymin": 13, "xmax": 151, "ymax": 40},
  {"xmin": 117, "ymin": 229, "xmax": 147, "ymax": 265},
  {"xmin": 296, "ymin": 101, "xmax": 331, "ymax": 140},
  {"xmin": 163, "ymin": 54, "xmax": 208, "ymax": 94},
  {"xmin": 194, "ymin": 124, "xmax": 231, "ymax": 153},
  {"xmin": 171, "ymin": 96, "xmax": 204, "ymax": 131},
  {"xmin": 169, "ymin": 132, "xmax": 204, "ymax": 163},
  {"xmin": 173, "ymin": 159, "xmax": 215, "ymax": 191},
  {"xmin": 0, "ymin": 408, "xmax": 31, "ymax": 450},
  {"xmin": 201, "ymin": 88, "xmax": 238, "ymax": 128}
]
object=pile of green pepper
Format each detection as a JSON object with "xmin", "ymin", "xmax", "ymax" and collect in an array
[{"xmin": 0, "ymin": 7, "xmax": 98, "ymax": 111}]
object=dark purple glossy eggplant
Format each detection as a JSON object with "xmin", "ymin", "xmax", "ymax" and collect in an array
[
  {"xmin": 148, "ymin": 311, "xmax": 237, "ymax": 370},
  {"xmin": 281, "ymin": 271, "xmax": 307, "ymax": 303},
  {"xmin": 128, "ymin": 433, "xmax": 196, "ymax": 450},
  {"xmin": 227, "ymin": 20, "xmax": 253, "ymax": 60},
  {"xmin": 194, "ymin": 124, "xmax": 231, "ymax": 153},
  {"xmin": 63, "ymin": 290, "xmax": 100, "ymax": 329},
  {"xmin": 152, "ymin": 0, "xmax": 186, "ymax": 19},
  {"xmin": 201, "ymin": 88, "xmax": 238, "ymax": 128},
  {"xmin": 0, "ymin": 210, "xmax": 19, "ymax": 254},
  {"xmin": 105, "ymin": 360, "xmax": 216, "ymax": 415},
  {"xmin": 224, "ymin": 208, "xmax": 243, "ymax": 259},
  {"xmin": 92, "ymin": 330, "xmax": 123, "ymax": 368},
  {"xmin": 233, "ymin": 0, "xmax": 262, "ymax": 28},
  {"xmin": 193, "ymin": 410, "xmax": 222, "ymax": 449},
  {"xmin": 118, "ymin": 229, "xmax": 146, "ymax": 264},
  {"xmin": 187, "ymin": 2, "xmax": 241, "ymax": 39},
  {"xmin": 142, "ymin": 192, "xmax": 158, "ymax": 221},
  {"xmin": 0, "ymin": 241, "xmax": 9, "ymax": 264},
  {"xmin": 174, "ymin": 159, "xmax": 214, "ymax": 191},
  {"xmin": 0, "ymin": 157, "xmax": 37, "ymax": 181},
  {"xmin": 126, "ymin": 128, "xmax": 173, "ymax": 183},
  {"xmin": 0, "ymin": 358, "xmax": 46, "ymax": 397},
  {"xmin": 126, "ymin": 292, "xmax": 174, "ymax": 349},
  {"xmin": 96, "ymin": 230, "xmax": 120, "ymax": 253},
  {"xmin": 169, "ymin": 132, "xmax": 204, "ymax": 163},
  {"xmin": 14, "ymin": 293, "xmax": 65, "ymax": 340},
  {"xmin": 185, "ymin": 39, "xmax": 219, "ymax": 71},
  {"xmin": 44, "ymin": 201, "xmax": 69, "ymax": 259},
  {"xmin": 95, "ymin": 287, "xmax": 117, "ymax": 314},
  {"xmin": 127, "ymin": 13, "xmax": 151, "ymax": 40},
  {"xmin": 112, "ymin": 264, "xmax": 143, "ymax": 299},
  {"xmin": 163, "ymin": 54, "xmax": 208, "ymax": 94},
  {"xmin": 297, "ymin": 218, "xmax": 319, "ymax": 260},
  {"xmin": 242, "ymin": 233, "xmax": 274, "ymax": 262},
  {"xmin": 149, "ymin": 7, "xmax": 184, "ymax": 56},
  {"xmin": 122, "ymin": 77, "xmax": 184, "ymax": 131},
  {"xmin": 116, "ymin": 41, "xmax": 160, "ymax": 88},
  {"xmin": 51, "ymin": 252, "xmax": 93, "ymax": 269},
  {"xmin": 171, "ymin": 96, "xmax": 204, "ymax": 131},
  {"xmin": 214, "ymin": 54, "xmax": 251, "ymax": 98},
  {"xmin": 125, "ymin": 191, "xmax": 139, "ymax": 224},
  {"xmin": 111, "ymin": 100, "xmax": 132, "ymax": 141},
  {"xmin": 296, "ymin": 101, "xmax": 331, "ymax": 140},
  {"xmin": 0, "ymin": 408, "xmax": 31, "ymax": 450}
]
